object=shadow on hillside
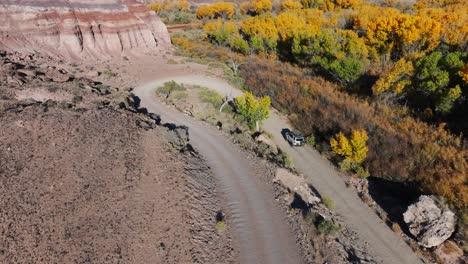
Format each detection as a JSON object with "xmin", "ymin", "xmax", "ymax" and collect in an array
[{"xmin": 367, "ymin": 177, "xmax": 421, "ymax": 224}]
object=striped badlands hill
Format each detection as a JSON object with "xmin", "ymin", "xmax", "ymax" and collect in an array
[{"xmin": 0, "ymin": 0, "xmax": 171, "ymax": 59}]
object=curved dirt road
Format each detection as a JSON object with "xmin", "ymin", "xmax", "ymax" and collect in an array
[
  {"xmin": 135, "ymin": 77, "xmax": 303, "ymax": 264},
  {"xmin": 136, "ymin": 74, "xmax": 425, "ymax": 264}
]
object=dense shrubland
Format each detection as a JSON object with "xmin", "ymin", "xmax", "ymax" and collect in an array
[
  {"xmin": 191, "ymin": 0, "xmax": 467, "ymax": 120},
  {"xmin": 150, "ymin": 0, "xmax": 467, "ymax": 208},
  {"xmin": 240, "ymin": 59, "xmax": 466, "ymax": 208}
]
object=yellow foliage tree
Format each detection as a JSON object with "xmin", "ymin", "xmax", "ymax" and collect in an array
[
  {"xmin": 148, "ymin": 0, "xmax": 189, "ymax": 13},
  {"xmin": 196, "ymin": 2, "xmax": 235, "ymax": 20},
  {"xmin": 349, "ymin": 129, "xmax": 368, "ymax": 163},
  {"xmin": 241, "ymin": 14, "xmax": 278, "ymax": 52},
  {"xmin": 416, "ymin": 6, "xmax": 468, "ymax": 48},
  {"xmin": 202, "ymin": 19, "xmax": 236, "ymax": 46},
  {"xmin": 413, "ymin": 0, "xmax": 463, "ymax": 9},
  {"xmin": 330, "ymin": 132, "xmax": 352, "ymax": 157},
  {"xmin": 281, "ymin": 0, "xmax": 303, "ymax": 10},
  {"xmin": 330, "ymin": 129, "xmax": 368, "ymax": 164},
  {"xmin": 148, "ymin": 3, "xmax": 163, "ymax": 13},
  {"xmin": 248, "ymin": 0, "xmax": 273, "ymax": 15},
  {"xmin": 178, "ymin": 0, "xmax": 190, "ymax": 11},
  {"xmin": 235, "ymin": 92, "xmax": 271, "ymax": 130},
  {"xmin": 299, "ymin": 9, "xmax": 325, "ymax": 34},
  {"xmin": 353, "ymin": 5, "xmax": 400, "ymax": 32},
  {"xmin": 276, "ymin": 12, "xmax": 307, "ymax": 41},
  {"xmin": 372, "ymin": 58, "xmax": 414, "ymax": 94},
  {"xmin": 239, "ymin": 1, "xmax": 250, "ymax": 14},
  {"xmin": 334, "ymin": 0, "xmax": 361, "ymax": 9},
  {"xmin": 366, "ymin": 13, "xmax": 442, "ymax": 59}
]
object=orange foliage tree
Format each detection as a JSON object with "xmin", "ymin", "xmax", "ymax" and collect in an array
[
  {"xmin": 416, "ymin": 6, "xmax": 468, "ymax": 50},
  {"xmin": 366, "ymin": 13, "xmax": 442, "ymax": 60}
]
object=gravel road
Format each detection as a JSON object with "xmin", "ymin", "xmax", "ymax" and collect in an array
[
  {"xmin": 135, "ymin": 74, "xmax": 424, "ymax": 264},
  {"xmin": 135, "ymin": 77, "xmax": 303, "ymax": 264}
]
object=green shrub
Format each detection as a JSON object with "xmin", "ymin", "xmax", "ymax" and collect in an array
[
  {"xmin": 322, "ymin": 196, "xmax": 335, "ymax": 209},
  {"xmin": 306, "ymin": 134, "xmax": 316, "ymax": 146},
  {"xmin": 304, "ymin": 210, "xmax": 320, "ymax": 226},
  {"xmin": 356, "ymin": 166, "xmax": 370, "ymax": 178},
  {"xmin": 317, "ymin": 219, "xmax": 340, "ymax": 236},
  {"xmin": 103, "ymin": 69, "xmax": 116, "ymax": 78},
  {"xmin": 199, "ymin": 88, "xmax": 224, "ymax": 108},
  {"xmin": 157, "ymin": 81, "xmax": 186, "ymax": 99},
  {"xmin": 284, "ymin": 152, "xmax": 293, "ymax": 167},
  {"xmin": 171, "ymin": 91, "xmax": 189, "ymax": 101},
  {"xmin": 160, "ymin": 10, "xmax": 196, "ymax": 24},
  {"xmin": 167, "ymin": 59, "xmax": 178, "ymax": 64},
  {"xmin": 215, "ymin": 220, "xmax": 226, "ymax": 231}
]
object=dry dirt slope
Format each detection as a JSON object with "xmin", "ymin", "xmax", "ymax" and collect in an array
[{"xmin": 0, "ymin": 52, "xmax": 236, "ymax": 263}]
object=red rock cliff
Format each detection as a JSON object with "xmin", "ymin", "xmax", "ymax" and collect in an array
[{"xmin": 0, "ymin": 0, "xmax": 171, "ymax": 59}]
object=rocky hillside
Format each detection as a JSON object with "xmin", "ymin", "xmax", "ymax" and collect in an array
[
  {"xmin": 0, "ymin": 0, "xmax": 171, "ymax": 59},
  {"xmin": 0, "ymin": 51, "xmax": 235, "ymax": 263}
]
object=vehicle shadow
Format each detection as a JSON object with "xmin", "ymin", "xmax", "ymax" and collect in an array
[{"xmin": 281, "ymin": 128, "xmax": 291, "ymax": 141}]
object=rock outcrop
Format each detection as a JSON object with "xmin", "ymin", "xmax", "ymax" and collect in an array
[
  {"xmin": 403, "ymin": 195, "xmax": 456, "ymax": 248},
  {"xmin": 0, "ymin": 0, "xmax": 171, "ymax": 60},
  {"xmin": 274, "ymin": 168, "xmax": 321, "ymax": 206}
]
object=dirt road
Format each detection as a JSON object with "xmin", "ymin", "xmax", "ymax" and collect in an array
[
  {"xmin": 135, "ymin": 74, "xmax": 424, "ymax": 264},
  {"xmin": 134, "ymin": 77, "xmax": 303, "ymax": 264}
]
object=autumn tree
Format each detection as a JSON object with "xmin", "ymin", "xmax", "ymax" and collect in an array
[
  {"xmin": 330, "ymin": 132, "xmax": 352, "ymax": 157},
  {"xmin": 202, "ymin": 19, "xmax": 236, "ymax": 46},
  {"xmin": 240, "ymin": 14, "xmax": 278, "ymax": 54},
  {"xmin": 247, "ymin": 0, "xmax": 273, "ymax": 15},
  {"xmin": 373, "ymin": 51, "xmax": 466, "ymax": 114},
  {"xmin": 229, "ymin": 35, "xmax": 250, "ymax": 55},
  {"xmin": 372, "ymin": 58, "xmax": 414, "ymax": 95},
  {"xmin": 239, "ymin": 1, "xmax": 250, "ymax": 14},
  {"xmin": 148, "ymin": 3, "xmax": 163, "ymax": 13},
  {"xmin": 416, "ymin": 6, "xmax": 468, "ymax": 50},
  {"xmin": 178, "ymin": 0, "xmax": 190, "ymax": 11},
  {"xmin": 281, "ymin": 0, "xmax": 303, "ymax": 10},
  {"xmin": 330, "ymin": 129, "xmax": 369, "ymax": 176},
  {"xmin": 235, "ymin": 92, "xmax": 271, "ymax": 130},
  {"xmin": 366, "ymin": 14, "xmax": 442, "ymax": 61},
  {"xmin": 196, "ymin": 2, "xmax": 235, "ymax": 20},
  {"xmin": 334, "ymin": 0, "xmax": 361, "ymax": 9},
  {"xmin": 148, "ymin": 0, "xmax": 190, "ymax": 13},
  {"xmin": 352, "ymin": 5, "xmax": 400, "ymax": 34},
  {"xmin": 276, "ymin": 12, "xmax": 308, "ymax": 42}
]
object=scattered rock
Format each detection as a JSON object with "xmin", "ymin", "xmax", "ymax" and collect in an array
[
  {"xmin": 17, "ymin": 68, "xmax": 37, "ymax": 77},
  {"xmin": 347, "ymin": 176, "xmax": 368, "ymax": 193},
  {"xmin": 274, "ymin": 168, "xmax": 320, "ymax": 206},
  {"xmin": 434, "ymin": 240, "xmax": 464, "ymax": 264},
  {"xmin": 45, "ymin": 69, "xmax": 71, "ymax": 83},
  {"xmin": 403, "ymin": 195, "xmax": 456, "ymax": 248},
  {"xmin": 85, "ymin": 70, "xmax": 100, "ymax": 78},
  {"xmin": 165, "ymin": 124, "xmax": 190, "ymax": 151},
  {"xmin": 93, "ymin": 85, "xmax": 111, "ymax": 96},
  {"xmin": 255, "ymin": 133, "xmax": 277, "ymax": 152}
]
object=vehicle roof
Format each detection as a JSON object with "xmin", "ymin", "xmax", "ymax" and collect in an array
[{"xmin": 291, "ymin": 131, "xmax": 304, "ymax": 137}]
